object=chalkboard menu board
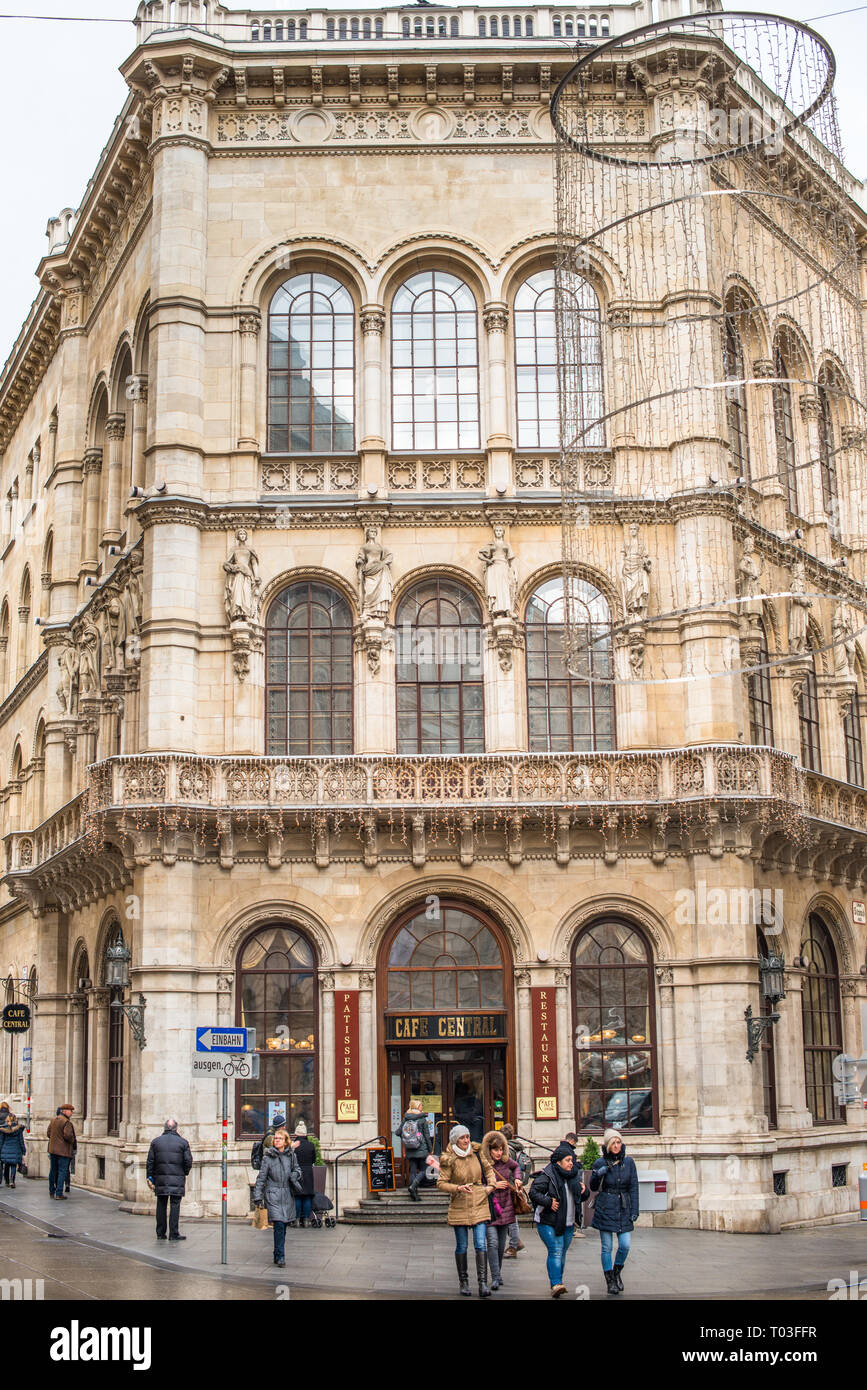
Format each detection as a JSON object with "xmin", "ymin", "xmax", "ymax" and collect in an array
[{"xmin": 366, "ymin": 1146, "xmax": 395, "ymax": 1192}]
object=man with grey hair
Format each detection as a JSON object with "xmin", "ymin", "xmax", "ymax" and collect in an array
[{"xmin": 146, "ymin": 1117, "xmax": 193, "ymax": 1242}]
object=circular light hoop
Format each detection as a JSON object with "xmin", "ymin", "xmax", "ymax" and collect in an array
[{"xmin": 550, "ymin": 10, "xmax": 836, "ymax": 167}]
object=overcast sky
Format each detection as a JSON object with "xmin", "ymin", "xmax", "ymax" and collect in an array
[{"xmin": 1, "ymin": 0, "xmax": 865, "ymax": 362}]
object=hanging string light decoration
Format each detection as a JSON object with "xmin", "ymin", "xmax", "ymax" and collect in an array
[{"xmin": 551, "ymin": 10, "xmax": 867, "ymax": 692}]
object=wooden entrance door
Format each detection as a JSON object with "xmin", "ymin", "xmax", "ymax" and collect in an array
[{"xmin": 401, "ymin": 1060, "xmax": 491, "ymax": 1167}]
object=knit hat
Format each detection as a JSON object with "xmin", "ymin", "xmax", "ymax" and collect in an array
[
  {"xmin": 294, "ymin": 1121, "xmax": 308, "ymax": 1137},
  {"xmin": 449, "ymin": 1124, "xmax": 471, "ymax": 1147},
  {"xmin": 602, "ymin": 1128, "xmax": 623, "ymax": 1150},
  {"xmin": 270, "ymin": 1114, "xmax": 286, "ymax": 1128},
  {"xmin": 551, "ymin": 1142, "xmax": 575, "ymax": 1166}
]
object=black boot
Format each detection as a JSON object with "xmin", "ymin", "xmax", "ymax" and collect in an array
[
  {"xmin": 613, "ymin": 1264, "xmax": 625, "ymax": 1293},
  {"xmin": 475, "ymin": 1250, "xmax": 491, "ymax": 1297},
  {"xmin": 407, "ymin": 1184, "xmax": 420, "ymax": 1203},
  {"xmin": 455, "ymin": 1252, "xmax": 471, "ymax": 1296},
  {"xmin": 605, "ymin": 1269, "xmax": 620, "ymax": 1295}
]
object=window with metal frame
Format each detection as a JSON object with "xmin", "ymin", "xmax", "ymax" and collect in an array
[
  {"xmin": 237, "ymin": 926, "xmax": 318, "ymax": 1139},
  {"xmin": 391, "ymin": 271, "xmax": 480, "ymax": 451},
  {"xmin": 756, "ymin": 929, "xmax": 778, "ymax": 1128},
  {"xmin": 386, "ymin": 906, "xmax": 505, "ymax": 1011},
  {"xmin": 747, "ymin": 625, "xmax": 774, "ymax": 747},
  {"xmin": 844, "ymin": 689, "xmax": 864, "ymax": 786},
  {"xmin": 572, "ymin": 919, "xmax": 656, "ymax": 1132},
  {"xmin": 817, "ymin": 368, "xmax": 840, "ymax": 518},
  {"xmin": 797, "ymin": 653, "xmax": 821, "ymax": 772},
  {"xmin": 772, "ymin": 344, "xmax": 798, "ymax": 513},
  {"xmin": 267, "ymin": 273, "xmax": 355, "ymax": 454},
  {"xmin": 515, "ymin": 268, "xmax": 603, "ymax": 448},
  {"xmin": 526, "ymin": 575, "xmax": 615, "ymax": 751},
  {"xmin": 395, "ymin": 579, "xmax": 484, "ymax": 754},
  {"xmin": 265, "ymin": 582, "xmax": 353, "ymax": 755},
  {"xmin": 800, "ymin": 914, "xmax": 844, "ymax": 1124},
  {"xmin": 722, "ymin": 306, "xmax": 750, "ymax": 479}
]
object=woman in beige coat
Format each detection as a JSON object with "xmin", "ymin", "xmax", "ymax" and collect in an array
[{"xmin": 437, "ymin": 1123, "xmax": 495, "ymax": 1297}]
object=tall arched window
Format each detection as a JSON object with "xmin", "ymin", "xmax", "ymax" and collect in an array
[
  {"xmin": 267, "ymin": 273, "xmax": 355, "ymax": 454},
  {"xmin": 797, "ymin": 648, "xmax": 821, "ymax": 772},
  {"xmin": 773, "ymin": 343, "xmax": 798, "ymax": 513},
  {"xmin": 265, "ymin": 582, "xmax": 353, "ymax": 755},
  {"xmin": 572, "ymin": 919, "xmax": 656, "ymax": 1131},
  {"xmin": 756, "ymin": 929, "xmax": 778, "ymax": 1127},
  {"xmin": 747, "ymin": 622, "xmax": 774, "ymax": 746},
  {"xmin": 0, "ymin": 600, "xmax": 9, "ymax": 693},
  {"xmin": 800, "ymin": 914, "xmax": 844, "ymax": 1124},
  {"xmin": 817, "ymin": 365, "xmax": 840, "ymax": 517},
  {"xmin": 16, "ymin": 568, "xmax": 31, "ymax": 682},
  {"xmin": 722, "ymin": 302, "xmax": 750, "ymax": 478},
  {"xmin": 526, "ymin": 576, "xmax": 614, "ymax": 750},
  {"xmin": 515, "ymin": 269, "xmax": 603, "ymax": 448},
  {"xmin": 396, "ymin": 579, "xmax": 484, "ymax": 753},
  {"xmin": 844, "ymin": 690, "xmax": 864, "ymax": 786},
  {"xmin": 386, "ymin": 905, "xmax": 505, "ymax": 1010},
  {"xmin": 237, "ymin": 925, "xmax": 317, "ymax": 1138},
  {"xmin": 391, "ymin": 271, "xmax": 479, "ymax": 451},
  {"xmin": 106, "ymin": 924, "xmax": 125, "ymax": 1136},
  {"xmin": 73, "ymin": 949, "xmax": 90, "ymax": 1121}
]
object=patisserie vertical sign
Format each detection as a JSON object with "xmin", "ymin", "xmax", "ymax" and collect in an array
[{"xmin": 336, "ymin": 990, "xmax": 359, "ymax": 1122}]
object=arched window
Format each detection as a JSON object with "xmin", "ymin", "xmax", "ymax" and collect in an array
[
  {"xmin": 391, "ymin": 271, "xmax": 479, "ymax": 451},
  {"xmin": 106, "ymin": 924, "xmax": 125, "ymax": 1136},
  {"xmin": 756, "ymin": 929, "xmax": 778, "ymax": 1127},
  {"xmin": 516, "ymin": 269, "xmax": 603, "ymax": 448},
  {"xmin": 722, "ymin": 304, "xmax": 750, "ymax": 479},
  {"xmin": 17, "ymin": 568, "xmax": 31, "ymax": 682},
  {"xmin": 438, "ymin": 17, "xmax": 446, "ymax": 36},
  {"xmin": 589, "ymin": 17, "xmax": 598, "ymax": 36},
  {"xmin": 237, "ymin": 925, "xmax": 317, "ymax": 1138},
  {"xmin": 376, "ymin": 18, "xmax": 383, "ymax": 37},
  {"xmin": 514, "ymin": 16, "xmax": 522, "ymax": 35},
  {"xmin": 844, "ymin": 690, "xmax": 864, "ymax": 786},
  {"xmin": 363, "ymin": 17, "xmax": 371, "ymax": 38},
  {"xmin": 577, "ymin": 17, "xmax": 585, "ymax": 36},
  {"xmin": 502, "ymin": 16, "xmax": 510, "ymax": 36},
  {"xmin": 403, "ymin": 17, "xmax": 410, "ymax": 36},
  {"xmin": 396, "ymin": 579, "xmax": 484, "ymax": 753},
  {"xmin": 817, "ymin": 366, "xmax": 840, "ymax": 518},
  {"xmin": 287, "ymin": 18, "xmax": 295, "ymax": 38},
  {"xmin": 526, "ymin": 576, "xmax": 614, "ymax": 751},
  {"xmin": 553, "ymin": 17, "xmax": 562, "ymax": 36},
  {"xmin": 800, "ymin": 914, "xmax": 844, "ymax": 1124},
  {"xmin": 773, "ymin": 343, "xmax": 798, "ymax": 513},
  {"xmin": 747, "ymin": 623, "xmax": 774, "ymax": 746},
  {"xmin": 0, "ymin": 600, "xmax": 9, "ymax": 693},
  {"xmin": 299, "ymin": 20, "xmax": 307, "ymax": 38},
  {"xmin": 572, "ymin": 919, "xmax": 656, "ymax": 1131},
  {"xmin": 565, "ymin": 17, "xmax": 573, "ymax": 36},
  {"xmin": 275, "ymin": 20, "xmax": 283, "ymax": 40},
  {"xmin": 265, "ymin": 582, "xmax": 353, "ymax": 755},
  {"xmin": 73, "ymin": 949, "xmax": 90, "ymax": 1121},
  {"xmin": 490, "ymin": 15, "xmax": 498, "ymax": 35},
  {"xmin": 386, "ymin": 905, "xmax": 505, "ymax": 1010},
  {"xmin": 797, "ymin": 648, "xmax": 821, "ymax": 772},
  {"xmin": 600, "ymin": 16, "xmax": 609, "ymax": 36},
  {"xmin": 525, "ymin": 15, "xmax": 534, "ymax": 34},
  {"xmin": 450, "ymin": 17, "xmax": 459, "ymax": 35},
  {"xmin": 267, "ymin": 273, "xmax": 355, "ymax": 454},
  {"xmin": 263, "ymin": 22, "xmax": 271, "ymax": 41},
  {"xmin": 350, "ymin": 17, "xmax": 359, "ymax": 38}
]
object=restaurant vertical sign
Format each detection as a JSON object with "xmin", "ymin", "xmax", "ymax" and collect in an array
[
  {"xmin": 335, "ymin": 990, "xmax": 359, "ymax": 1122},
  {"xmin": 531, "ymin": 986, "xmax": 558, "ymax": 1119}
]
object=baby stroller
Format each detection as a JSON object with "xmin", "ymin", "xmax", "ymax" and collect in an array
[{"xmin": 310, "ymin": 1192, "xmax": 336, "ymax": 1229}]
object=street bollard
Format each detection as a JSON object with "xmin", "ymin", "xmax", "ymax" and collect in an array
[{"xmin": 860, "ymin": 1163, "xmax": 867, "ymax": 1221}]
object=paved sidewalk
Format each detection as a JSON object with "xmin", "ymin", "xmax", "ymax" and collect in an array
[{"xmin": 1, "ymin": 1179, "xmax": 865, "ymax": 1299}]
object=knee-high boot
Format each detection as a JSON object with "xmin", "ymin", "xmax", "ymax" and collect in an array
[
  {"xmin": 455, "ymin": 1252, "xmax": 471, "ymax": 1296},
  {"xmin": 475, "ymin": 1249, "xmax": 491, "ymax": 1297}
]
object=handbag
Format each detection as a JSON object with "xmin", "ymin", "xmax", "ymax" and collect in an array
[
  {"xmin": 17, "ymin": 1162, "xmax": 27, "ymax": 1177},
  {"xmin": 251, "ymin": 1205, "xmax": 269, "ymax": 1231},
  {"xmin": 510, "ymin": 1179, "xmax": 532, "ymax": 1216}
]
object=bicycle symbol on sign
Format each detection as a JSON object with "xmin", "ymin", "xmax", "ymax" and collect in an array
[{"xmin": 222, "ymin": 1057, "xmax": 251, "ymax": 1078}]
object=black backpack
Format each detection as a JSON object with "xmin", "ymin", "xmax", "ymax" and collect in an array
[{"xmin": 250, "ymin": 1138, "xmax": 264, "ymax": 1171}]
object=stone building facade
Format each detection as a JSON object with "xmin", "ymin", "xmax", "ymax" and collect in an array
[{"xmin": 0, "ymin": 0, "xmax": 865, "ymax": 1232}]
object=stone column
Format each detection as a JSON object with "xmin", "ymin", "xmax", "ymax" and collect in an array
[
  {"xmin": 80, "ymin": 448, "xmax": 103, "ymax": 578},
  {"xmin": 103, "ymin": 413, "xmax": 127, "ymax": 550},
  {"xmin": 750, "ymin": 359, "xmax": 787, "ymax": 533},
  {"xmin": 32, "ymin": 908, "xmax": 71, "ymax": 1142},
  {"xmin": 128, "ymin": 376, "xmax": 148, "ymax": 543},
  {"xmin": 51, "ymin": 282, "xmax": 89, "ymax": 619},
  {"xmin": 237, "ymin": 311, "xmax": 261, "ymax": 450},
  {"xmin": 483, "ymin": 303, "xmax": 512, "ymax": 496},
  {"xmin": 674, "ymin": 512, "xmax": 741, "ymax": 743},
  {"xmin": 799, "ymin": 394, "xmax": 830, "ymax": 557},
  {"xmin": 359, "ymin": 307, "xmax": 386, "ymax": 497},
  {"xmin": 86, "ymin": 988, "xmax": 111, "ymax": 1139},
  {"xmin": 514, "ymin": 968, "xmax": 533, "ymax": 1136}
]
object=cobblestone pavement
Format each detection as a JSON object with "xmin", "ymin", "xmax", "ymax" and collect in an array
[{"xmin": 0, "ymin": 1179, "xmax": 864, "ymax": 1301}]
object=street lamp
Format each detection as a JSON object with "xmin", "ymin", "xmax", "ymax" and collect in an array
[
  {"xmin": 745, "ymin": 952, "xmax": 786, "ymax": 1063},
  {"xmin": 106, "ymin": 937, "xmax": 147, "ymax": 1050}
]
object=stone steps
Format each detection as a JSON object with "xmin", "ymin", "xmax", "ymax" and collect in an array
[{"xmin": 340, "ymin": 1187, "xmax": 535, "ymax": 1227}]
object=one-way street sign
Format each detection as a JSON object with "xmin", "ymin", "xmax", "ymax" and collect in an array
[{"xmin": 195, "ymin": 1026, "xmax": 255, "ymax": 1053}]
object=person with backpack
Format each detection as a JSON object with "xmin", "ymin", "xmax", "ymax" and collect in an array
[
  {"xmin": 529, "ymin": 1141, "xmax": 589, "ymax": 1298},
  {"xmin": 291, "ymin": 1121, "xmax": 316, "ymax": 1227},
  {"xmin": 589, "ymin": 1128, "xmax": 639, "ymax": 1295},
  {"xmin": 438, "ymin": 1124, "xmax": 495, "ymax": 1297},
  {"xmin": 395, "ymin": 1098, "xmax": 432, "ymax": 1203},
  {"xmin": 250, "ymin": 1112, "xmax": 286, "ymax": 1173},
  {"xmin": 499, "ymin": 1124, "xmax": 526, "ymax": 1258},
  {"xmin": 0, "ymin": 1110, "xmax": 26, "ymax": 1188}
]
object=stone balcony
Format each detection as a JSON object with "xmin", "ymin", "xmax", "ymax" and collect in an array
[{"xmin": 6, "ymin": 747, "xmax": 867, "ymax": 908}]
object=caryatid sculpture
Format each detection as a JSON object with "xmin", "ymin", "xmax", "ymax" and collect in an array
[
  {"xmin": 621, "ymin": 522, "xmax": 651, "ymax": 621},
  {"xmin": 223, "ymin": 528, "xmax": 262, "ymax": 624},
  {"xmin": 787, "ymin": 559, "xmax": 813, "ymax": 655},
  {"xmin": 356, "ymin": 525, "xmax": 393, "ymax": 619},
  {"xmin": 479, "ymin": 524, "xmax": 517, "ymax": 618}
]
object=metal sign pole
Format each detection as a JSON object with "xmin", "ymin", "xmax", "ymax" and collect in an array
[{"xmin": 221, "ymin": 1077, "xmax": 228, "ymax": 1266}]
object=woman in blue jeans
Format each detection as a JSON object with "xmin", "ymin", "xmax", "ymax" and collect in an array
[
  {"xmin": 589, "ymin": 1128, "xmax": 639, "ymax": 1294},
  {"xmin": 438, "ymin": 1124, "xmax": 495, "ymax": 1297},
  {"xmin": 529, "ymin": 1143, "xmax": 589, "ymax": 1298}
]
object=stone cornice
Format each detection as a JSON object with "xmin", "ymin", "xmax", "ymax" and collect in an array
[{"xmin": 0, "ymin": 652, "xmax": 49, "ymax": 730}]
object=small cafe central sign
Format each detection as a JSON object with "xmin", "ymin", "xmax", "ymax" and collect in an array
[{"xmin": 386, "ymin": 1013, "xmax": 507, "ymax": 1042}]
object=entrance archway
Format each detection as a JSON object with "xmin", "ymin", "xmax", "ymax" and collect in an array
[{"xmin": 377, "ymin": 900, "xmax": 515, "ymax": 1179}]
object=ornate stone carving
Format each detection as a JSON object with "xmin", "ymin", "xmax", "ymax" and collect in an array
[
  {"xmin": 356, "ymin": 524, "xmax": 393, "ymax": 618},
  {"xmin": 831, "ymin": 604, "xmax": 856, "ymax": 679},
  {"xmin": 787, "ymin": 559, "xmax": 812, "ymax": 655},
  {"xmin": 483, "ymin": 303, "xmax": 509, "ymax": 334},
  {"xmin": 621, "ymin": 522, "xmax": 651, "ymax": 621},
  {"xmin": 360, "ymin": 309, "xmax": 385, "ymax": 336},
  {"xmin": 56, "ymin": 643, "xmax": 79, "ymax": 715},
  {"xmin": 230, "ymin": 622, "xmax": 263, "ymax": 682},
  {"xmin": 479, "ymin": 522, "xmax": 517, "ymax": 619},
  {"xmin": 239, "ymin": 312, "xmax": 261, "ymax": 338},
  {"xmin": 486, "ymin": 615, "xmax": 524, "ymax": 673},
  {"xmin": 223, "ymin": 528, "xmax": 262, "ymax": 625}
]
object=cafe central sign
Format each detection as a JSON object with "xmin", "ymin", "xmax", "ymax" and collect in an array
[{"xmin": 386, "ymin": 1013, "xmax": 507, "ymax": 1042}]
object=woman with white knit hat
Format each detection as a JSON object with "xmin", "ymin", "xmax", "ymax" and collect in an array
[
  {"xmin": 589, "ymin": 1128, "xmax": 639, "ymax": 1295},
  {"xmin": 437, "ymin": 1123, "xmax": 495, "ymax": 1297}
]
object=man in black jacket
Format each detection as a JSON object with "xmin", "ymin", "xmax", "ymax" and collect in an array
[{"xmin": 146, "ymin": 1118, "xmax": 193, "ymax": 1241}]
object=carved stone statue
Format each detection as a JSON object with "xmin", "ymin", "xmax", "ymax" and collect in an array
[
  {"xmin": 787, "ymin": 560, "xmax": 812, "ymax": 655},
  {"xmin": 100, "ymin": 600, "xmax": 121, "ymax": 674},
  {"xmin": 621, "ymin": 522, "xmax": 651, "ymax": 619},
  {"xmin": 832, "ymin": 604, "xmax": 857, "ymax": 679},
  {"xmin": 738, "ymin": 535, "xmax": 764, "ymax": 602},
  {"xmin": 479, "ymin": 524, "xmax": 517, "ymax": 618},
  {"xmin": 120, "ymin": 567, "xmax": 143, "ymax": 665},
  {"xmin": 78, "ymin": 623, "xmax": 100, "ymax": 697},
  {"xmin": 356, "ymin": 525, "xmax": 393, "ymax": 618},
  {"xmin": 223, "ymin": 528, "xmax": 262, "ymax": 624},
  {"xmin": 57, "ymin": 643, "xmax": 79, "ymax": 715}
]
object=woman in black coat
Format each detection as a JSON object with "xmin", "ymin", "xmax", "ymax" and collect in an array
[
  {"xmin": 0, "ymin": 1113, "xmax": 26, "ymax": 1187},
  {"xmin": 529, "ymin": 1142, "xmax": 589, "ymax": 1298},
  {"xmin": 590, "ymin": 1128, "xmax": 639, "ymax": 1295},
  {"xmin": 291, "ymin": 1122, "xmax": 316, "ymax": 1227}
]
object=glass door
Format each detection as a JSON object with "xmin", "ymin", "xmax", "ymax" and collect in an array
[{"xmin": 447, "ymin": 1064, "xmax": 488, "ymax": 1143}]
